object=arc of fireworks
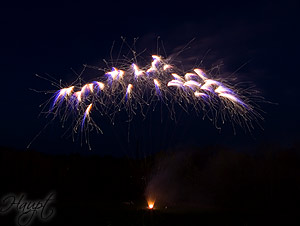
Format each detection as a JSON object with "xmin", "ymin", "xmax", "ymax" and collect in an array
[{"xmin": 47, "ymin": 54, "xmax": 260, "ymax": 135}]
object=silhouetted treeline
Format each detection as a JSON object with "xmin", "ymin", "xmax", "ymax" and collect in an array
[
  {"xmin": 0, "ymin": 143, "xmax": 299, "ymax": 214},
  {"xmin": 146, "ymin": 144, "xmax": 300, "ymax": 214},
  {"xmin": 0, "ymin": 147, "xmax": 146, "ymax": 207}
]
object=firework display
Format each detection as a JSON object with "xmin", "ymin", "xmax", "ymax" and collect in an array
[{"xmin": 45, "ymin": 53, "xmax": 261, "ymax": 137}]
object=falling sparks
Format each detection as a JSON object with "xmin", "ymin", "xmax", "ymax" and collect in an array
[
  {"xmin": 183, "ymin": 80, "xmax": 202, "ymax": 90},
  {"xmin": 163, "ymin": 64, "xmax": 171, "ymax": 70},
  {"xmin": 44, "ymin": 51, "xmax": 262, "ymax": 143},
  {"xmin": 126, "ymin": 84, "xmax": 133, "ymax": 98},
  {"xmin": 147, "ymin": 55, "xmax": 161, "ymax": 73},
  {"xmin": 132, "ymin": 63, "xmax": 144, "ymax": 78},
  {"xmin": 95, "ymin": 82, "xmax": 105, "ymax": 90},
  {"xmin": 167, "ymin": 80, "xmax": 184, "ymax": 88},
  {"xmin": 82, "ymin": 103, "xmax": 93, "ymax": 128},
  {"xmin": 74, "ymin": 91, "xmax": 82, "ymax": 102},
  {"xmin": 194, "ymin": 91, "xmax": 208, "ymax": 98},
  {"xmin": 52, "ymin": 86, "xmax": 74, "ymax": 108},
  {"xmin": 194, "ymin": 68, "xmax": 207, "ymax": 81}
]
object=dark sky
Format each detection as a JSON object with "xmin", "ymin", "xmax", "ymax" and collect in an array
[{"xmin": 0, "ymin": 2, "xmax": 299, "ymax": 155}]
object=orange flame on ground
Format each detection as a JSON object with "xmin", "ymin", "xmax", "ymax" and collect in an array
[{"xmin": 147, "ymin": 200, "xmax": 155, "ymax": 209}]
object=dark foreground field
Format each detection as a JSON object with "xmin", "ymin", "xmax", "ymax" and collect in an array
[
  {"xmin": 0, "ymin": 144, "xmax": 300, "ymax": 225},
  {"xmin": 2, "ymin": 201, "xmax": 299, "ymax": 225}
]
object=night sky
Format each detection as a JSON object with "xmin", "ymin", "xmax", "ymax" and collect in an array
[{"xmin": 1, "ymin": 2, "xmax": 299, "ymax": 155}]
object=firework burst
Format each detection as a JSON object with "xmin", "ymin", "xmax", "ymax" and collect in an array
[{"xmin": 35, "ymin": 40, "xmax": 263, "ymax": 148}]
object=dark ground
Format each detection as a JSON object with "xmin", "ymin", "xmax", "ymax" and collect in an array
[{"xmin": 0, "ymin": 144, "xmax": 300, "ymax": 225}]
